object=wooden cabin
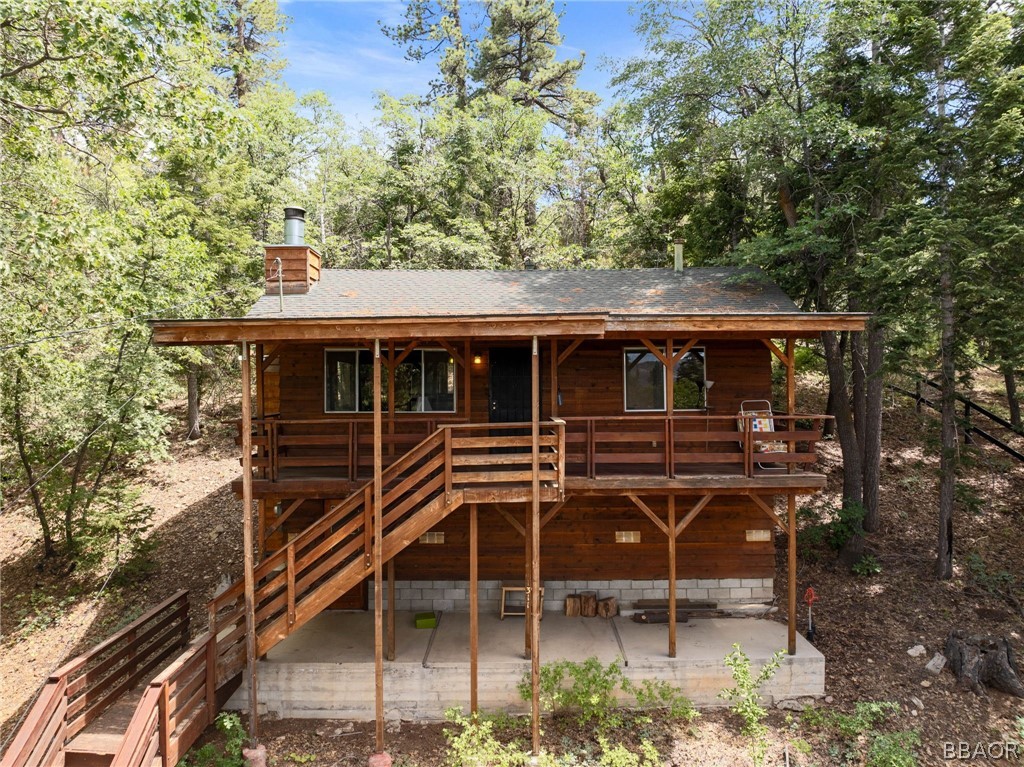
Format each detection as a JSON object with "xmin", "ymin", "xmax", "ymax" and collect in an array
[{"xmin": 151, "ymin": 213, "xmax": 865, "ymax": 752}]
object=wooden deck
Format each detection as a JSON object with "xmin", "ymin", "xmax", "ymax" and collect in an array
[
  {"xmin": 236, "ymin": 467, "xmax": 826, "ymax": 498},
  {"xmin": 235, "ymin": 413, "xmax": 829, "ymax": 498},
  {"xmin": 564, "ymin": 472, "xmax": 826, "ymax": 495}
]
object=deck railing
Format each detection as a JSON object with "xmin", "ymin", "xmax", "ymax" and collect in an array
[
  {"xmin": 244, "ymin": 416, "xmax": 469, "ymax": 481},
  {"xmin": 560, "ymin": 413, "xmax": 829, "ymax": 479},
  {"xmin": 242, "ymin": 412, "xmax": 825, "ymax": 484},
  {"xmin": 0, "ymin": 590, "xmax": 190, "ymax": 767}
]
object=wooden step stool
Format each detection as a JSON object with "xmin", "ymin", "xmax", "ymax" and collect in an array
[{"xmin": 499, "ymin": 582, "xmax": 545, "ymax": 620}]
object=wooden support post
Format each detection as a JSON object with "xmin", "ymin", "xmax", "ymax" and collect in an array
[
  {"xmin": 550, "ymin": 339, "xmax": 559, "ymax": 417},
  {"xmin": 388, "ymin": 341, "xmax": 396, "ymax": 459},
  {"xmin": 205, "ymin": 636, "xmax": 217, "ymax": 726},
  {"xmin": 256, "ymin": 499, "xmax": 265, "ymax": 563},
  {"xmin": 530, "ymin": 335, "xmax": 541, "ymax": 757},
  {"xmin": 255, "ymin": 343, "xmax": 265, "ymax": 419},
  {"xmin": 373, "ymin": 339, "xmax": 385, "ymax": 753},
  {"xmin": 665, "ymin": 338, "xmax": 674, "ymax": 477},
  {"xmin": 668, "ymin": 495, "xmax": 677, "ymax": 659},
  {"xmin": 788, "ymin": 494, "xmax": 797, "ymax": 655},
  {"xmin": 159, "ymin": 683, "xmax": 170, "ymax": 763},
  {"xmin": 464, "ymin": 339, "xmax": 472, "ymax": 421},
  {"xmin": 469, "ymin": 503, "xmax": 479, "ymax": 714},
  {"xmin": 240, "ymin": 342, "xmax": 259, "ymax": 745},
  {"xmin": 524, "ymin": 506, "xmax": 531, "ymax": 655},
  {"xmin": 387, "ymin": 558, "xmax": 396, "ymax": 662},
  {"xmin": 786, "ymin": 339, "xmax": 796, "ymax": 474}
]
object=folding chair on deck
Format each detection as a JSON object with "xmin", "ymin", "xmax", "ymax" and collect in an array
[{"xmin": 739, "ymin": 400, "xmax": 787, "ymax": 470}]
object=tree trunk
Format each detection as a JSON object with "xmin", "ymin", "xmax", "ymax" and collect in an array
[
  {"xmin": 862, "ymin": 323, "xmax": 884, "ymax": 533},
  {"xmin": 1003, "ymin": 365, "xmax": 1021, "ymax": 430},
  {"xmin": 822, "ymin": 383, "xmax": 836, "ymax": 438},
  {"xmin": 937, "ymin": 266, "xmax": 957, "ymax": 580},
  {"xmin": 822, "ymin": 330, "xmax": 864, "ymax": 506},
  {"xmin": 945, "ymin": 630, "xmax": 1024, "ymax": 697},
  {"xmin": 851, "ymin": 326, "xmax": 867, "ymax": 458},
  {"xmin": 186, "ymin": 366, "xmax": 202, "ymax": 441},
  {"xmin": 935, "ymin": 12, "xmax": 956, "ymax": 581},
  {"xmin": 13, "ymin": 370, "xmax": 56, "ymax": 557},
  {"xmin": 233, "ymin": 0, "xmax": 249, "ymax": 103}
]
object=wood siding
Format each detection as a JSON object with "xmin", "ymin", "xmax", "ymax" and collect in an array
[
  {"xmin": 258, "ymin": 339, "xmax": 776, "ymax": 583},
  {"xmin": 392, "ymin": 495, "xmax": 775, "ymax": 581},
  {"xmin": 266, "ymin": 339, "xmax": 771, "ymax": 422}
]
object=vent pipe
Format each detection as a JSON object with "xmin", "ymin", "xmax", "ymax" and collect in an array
[
  {"xmin": 284, "ymin": 206, "xmax": 306, "ymax": 245},
  {"xmin": 673, "ymin": 239, "xmax": 684, "ymax": 272}
]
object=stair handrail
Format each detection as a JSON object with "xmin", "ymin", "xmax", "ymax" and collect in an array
[
  {"xmin": 210, "ymin": 428, "xmax": 447, "ymax": 622},
  {"xmin": 0, "ymin": 590, "xmax": 190, "ymax": 767},
  {"xmin": 108, "ymin": 684, "xmax": 161, "ymax": 767},
  {"xmin": 208, "ymin": 418, "xmax": 566, "ymax": 691}
]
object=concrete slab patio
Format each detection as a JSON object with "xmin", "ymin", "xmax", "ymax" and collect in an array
[{"xmin": 227, "ymin": 611, "xmax": 824, "ymax": 719}]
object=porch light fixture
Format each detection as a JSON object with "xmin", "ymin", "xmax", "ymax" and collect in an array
[
  {"xmin": 473, "ymin": 355, "xmax": 483, "ymax": 365},
  {"xmin": 615, "ymin": 531, "xmax": 641, "ymax": 543},
  {"xmin": 704, "ymin": 380, "xmax": 715, "ymax": 390},
  {"xmin": 746, "ymin": 529, "xmax": 771, "ymax": 542}
]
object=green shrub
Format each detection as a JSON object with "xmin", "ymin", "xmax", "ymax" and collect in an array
[
  {"xmin": 966, "ymin": 552, "xmax": 1016, "ymax": 595},
  {"xmin": 718, "ymin": 644, "xmax": 784, "ymax": 767},
  {"xmin": 866, "ymin": 730, "xmax": 919, "ymax": 767},
  {"xmin": 816, "ymin": 701, "xmax": 898, "ymax": 740},
  {"xmin": 622, "ymin": 677, "xmax": 699, "ymax": 723},
  {"xmin": 853, "ymin": 554, "xmax": 882, "ymax": 577},
  {"xmin": 520, "ymin": 657, "xmax": 698, "ymax": 733},
  {"xmin": 803, "ymin": 702, "xmax": 915, "ymax": 766},
  {"xmin": 596, "ymin": 736, "xmax": 661, "ymax": 767},
  {"xmin": 181, "ymin": 713, "xmax": 245, "ymax": 767},
  {"xmin": 522, "ymin": 657, "xmax": 623, "ymax": 729},
  {"xmin": 798, "ymin": 501, "xmax": 866, "ymax": 554},
  {"xmin": 443, "ymin": 708, "xmax": 528, "ymax": 767}
]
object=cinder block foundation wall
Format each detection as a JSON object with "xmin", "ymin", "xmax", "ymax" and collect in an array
[{"xmin": 370, "ymin": 579, "xmax": 774, "ymax": 613}]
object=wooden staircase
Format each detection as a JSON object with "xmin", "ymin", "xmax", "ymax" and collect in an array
[
  {"xmin": 209, "ymin": 420, "xmax": 562, "ymax": 672},
  {"xmin": 2, "ymin": 421, "xmax": 563, "ymax": 767}
]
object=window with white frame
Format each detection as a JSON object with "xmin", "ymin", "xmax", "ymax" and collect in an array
[
  {"xmin": 623, "ymin": 346, "xmax": 707, "ymax": 411},
  {"xmin": 324, "ymin": 348, "xmax": 456, "ymax": 413}
]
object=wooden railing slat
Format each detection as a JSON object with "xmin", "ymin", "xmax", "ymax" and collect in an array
[
  {"xmin": 51, "ymin": 591, "xmax": 188, "ymax": 680},
  {"xmin": 65, "ymin": 601, "xmax": 188, "ymax": 701}
]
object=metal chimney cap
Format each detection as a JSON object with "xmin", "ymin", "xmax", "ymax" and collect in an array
[{"xmin": 284, "ymin": 206, "xmax": 306, "ymax": 221}]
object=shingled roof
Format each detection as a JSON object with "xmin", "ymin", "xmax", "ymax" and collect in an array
[{"xmin": 247, "ymin": 267, "xmax": 800, "ymax": 320}]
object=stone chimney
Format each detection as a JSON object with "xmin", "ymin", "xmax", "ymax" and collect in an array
[{"xmin": 265, "ymin": 207, "xmax": 321, "ymax": 295}]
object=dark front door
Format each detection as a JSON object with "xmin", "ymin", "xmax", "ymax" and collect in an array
[{"xmin": 489, "ymin": 347, "xmax": 532, "ymax": 424}]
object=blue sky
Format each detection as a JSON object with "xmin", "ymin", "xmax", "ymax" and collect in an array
[{"xmin": 278, "ymin": 1, "xmax": 645, "ymax": 126}]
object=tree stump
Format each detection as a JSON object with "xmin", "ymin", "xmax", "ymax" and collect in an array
[
  {"xmin": 945, "ymin": 630, "xmax": 1024, "ymax": 697},
  {"xmin": 565, "ymin": 594, "xmax": 581, "ymax": 617},
  {"xmin": 597, "ymin": 596, "xmax": 618, "ymax": 618},
  {"xmin": 580, "ymin": 591, "xmax": 598, "ymax": 618}
]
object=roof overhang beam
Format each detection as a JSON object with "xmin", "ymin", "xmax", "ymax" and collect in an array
[
  {"xmin": 605, "ymin": 313, "xmax": 868, "ymax": 337},
  {"xmin": 150, "ymin": 314, "xmax": 610, "ymax": 346}
]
